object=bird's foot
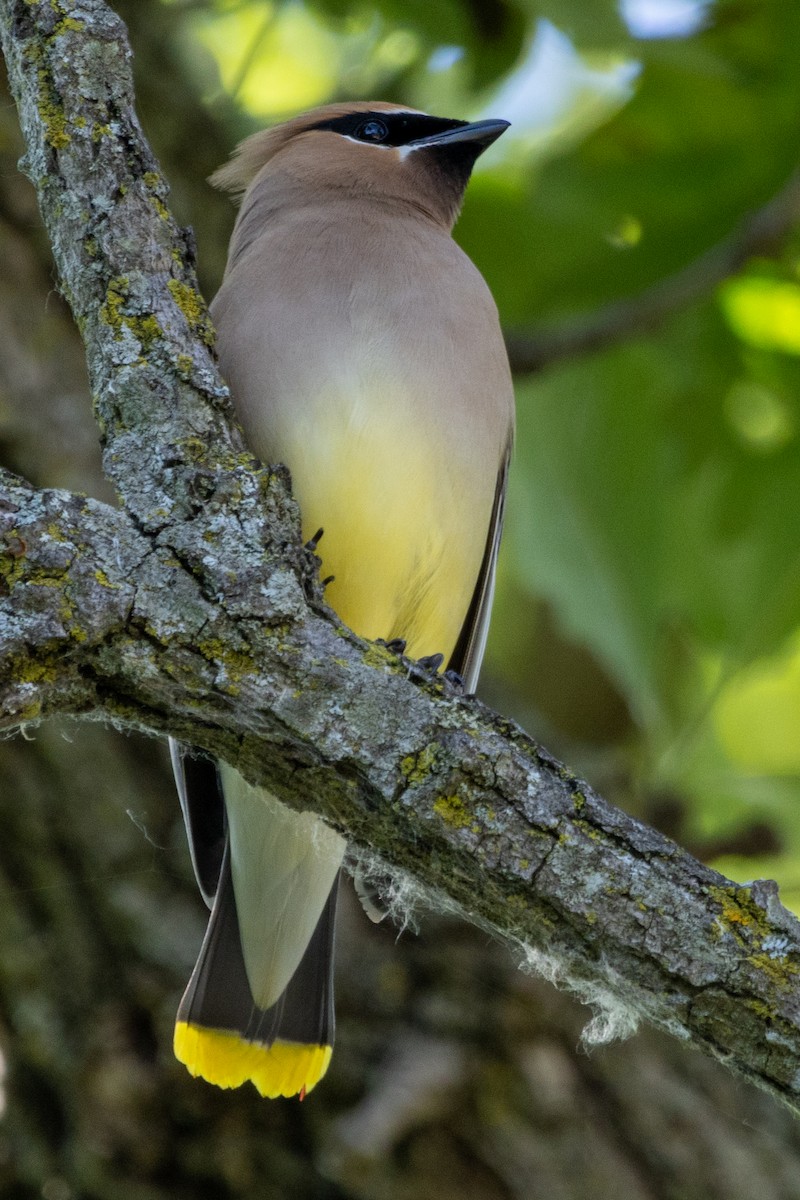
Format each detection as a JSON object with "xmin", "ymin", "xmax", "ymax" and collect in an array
[
  {"xmin": 375, "ymin": 637, "xmax": 407, "ymax": 656},
  {"xmin": 415, "ymin": 652, "xmax": 444, "ymax": 674}
]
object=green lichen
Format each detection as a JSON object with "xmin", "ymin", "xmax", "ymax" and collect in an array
[
  {"xmin": 54, "ymin": 15, "xmax": 84, "ymax": 33},
  {"xmin": 142, "ymin": 172, "xmax": 170, "ymax": 220},
  {"xmin": 1, "ymin": 537, "xmax": 27, "ymax": 589},
  {"xmin": 432, "ymin": 793, "xmax": 473, "ymax": 830},
  {"xmin": 361, "ymin": 642, "xmax": 401, "ymax": 673},
  {"xmin": 178, "ymin": 436, "xmax": 209, "ymax": 463},
  {"xmin": 100, "ymin": 277, "xmax": 162, "ymax": 352},
  {"xmin": 749, "ymin": 952, "xmax": 799, "ymax": 990},
  {"xmin": 710, "ymin": 883, "xmax": 771, "ymax": 938},
  {"xmin": 744, "ymin": 997, "xmax": 777, "ymax": 1021},
  {"xmin": 14, "ymin": 656, "xmax": 57, "ymax": 685},
  {"xmin": 132, "ymin": 314, "xmax": 160, "ymax": 352},
  {"xmin": 709, "ymin": 882, "xmax": 800, "ymax": 989},
  {"xmin": 100, "ymin": 276, "xmax": 128, "ymax": 333},
  {"xmin": 37, "ymin": 68, "xmax": 70, "ymax": 148},
  {"xmin": 572, "ymin": 817, "xmax": 602, "ymax": 842},
  {"xmin": 167, "ymin": 279, "xmax": 215, "ymax": 346},
  {"xmin": 94, "ymin": 568, "xmax": 120, "ymax": 589},
  {"xmin": 400, "ymin": 742, "xmax": 438, "ymax": 785},
  {"xmin": 198, "ymin": 637, "xmax": 256, "ymax": 685}
]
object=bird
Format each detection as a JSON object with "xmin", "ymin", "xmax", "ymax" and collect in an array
[{"xmin": 170, "ymin": 101, "xmax": 515, "ymax": 1100}]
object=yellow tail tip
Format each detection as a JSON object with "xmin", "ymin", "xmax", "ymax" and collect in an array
[{"xmin": 174, "ymin": 1021, "xmax": 332, "ymax": 1099}]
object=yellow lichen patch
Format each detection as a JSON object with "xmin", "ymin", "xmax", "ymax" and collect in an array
[
  {"xmin": 400, "ymin": 742, "xmax": 438, "ymax": 785},
  {"xmin": 94, "ymin": 568, "xmax": 120, "ymax": 589},
  {"xmin": 709, "ymin": 884, "xmax": 769, "ymax": 938},
  {"xmin": 174, "ymin": 1022, "xmax": 332, "ymax": 1099},
  {"xmin": 36, "ymin": 69, "xmax": 70, "ymax": 149},
  {"xmin": 745, "ymin": 997, "xmax": 778, "ymax": 1021},
  {"xmin": 361, "ymin": 642, "xmax": 401, "ymax": 672},
  {"xmin": 15, "ymin": 657, "xmax": 57, "ymax": 685},
  {"xmin": 141, "ymin": 172, "xmax": 170, "ymax": 219},
  {"xmin": 1, "ymin": 537, "xmax": 27, "ymax": 589},
  {"xmin": 54, "ymin": 16, "xmax": 84, "ymax": 33},
  {"xmin": 100, "ymin": 276, "xmax": 162, "ymax": 353},
  {"xmin": 167, "ymin": 279, "xmax": 215, "ymax": 346},
  {"xmin": 721, "ymin": 904, "xmax": 749, "ymax": 927},
  {"xmin": 432, "ymin": 793, "xmax": 473, "ymax": 830},
  {"xmin": 100, "ymin": 276, "xmax": 129, "ymax": 334},
  {"xmin": 748, "ymin": 952, "xmax": 799, "ymax": 990},
  {"xmin": 198, "ymin": 637, "xmax": 255, "ymax": 685},
  {"xmin": 709, "ymin": 884, "xmax": 800, "ymax": 989}
]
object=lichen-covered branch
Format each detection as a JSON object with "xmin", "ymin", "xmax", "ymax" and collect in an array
[{"xmin": 3, "ymin": 0, "xmax": 800, "ymax": 1119}]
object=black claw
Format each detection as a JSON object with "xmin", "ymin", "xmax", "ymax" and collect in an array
[
  {"xmin": 416, "ymin": 652, "xmax": 444, "ymax": 673},
  {"xmin": 384, "ymin": 638, "xmax": 407, "ymax": 655},
  {"xmin": 305, "ymin": 527, "xmax": 324, "ymax": 552},
  {"xmin": 321, "ymin": 574, "xmax": 335, "ymax": 588},
  {"xmin": 443, "ymin": 669, "xmax": 465, "ymax": 691}
]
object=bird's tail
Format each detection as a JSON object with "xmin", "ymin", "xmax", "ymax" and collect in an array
[{"xmin": 174, "ymin": 841, "xmax": 340, "ymax": 1100}]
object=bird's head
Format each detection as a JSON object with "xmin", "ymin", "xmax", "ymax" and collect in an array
[{"xmin": 212, "ymin": 101, "xmax": 509, "ymax": 229}]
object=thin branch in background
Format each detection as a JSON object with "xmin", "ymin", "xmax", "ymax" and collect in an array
[
  {"xmin": 227, "ymin": 8, "xmax": 276, "ymax": 105},
  {"xmin": 506, "ymin": 170, "xmax": 800, "ymax": 374}
]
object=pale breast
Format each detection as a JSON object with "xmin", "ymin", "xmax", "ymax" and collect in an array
[{"xmin": 211, "ymin": 205, "xmax": 513, "ymax": 659}]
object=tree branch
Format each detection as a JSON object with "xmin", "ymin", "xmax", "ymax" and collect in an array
[
  {"xmin": 506, "ymin": 171, "xmax": 800, "ymax": 374},
  {"xmin": 3, "ymin": 0, "xmax": 800, "ymax": 1118}
]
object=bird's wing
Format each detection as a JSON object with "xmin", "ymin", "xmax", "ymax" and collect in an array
[
  {"xmin": 448, "ymin": 444, "xmax": 511, "ymax": 694},
  {"xmin": 169, "ymin": 738, "xmax": 226, "ymax": 909}
]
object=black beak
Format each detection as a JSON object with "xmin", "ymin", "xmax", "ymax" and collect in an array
[{"xmin": 408, "ymin": 119, "xmax": 510, "ymax": 155}]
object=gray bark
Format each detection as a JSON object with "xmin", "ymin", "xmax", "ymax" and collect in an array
[{"xmin": 3, "ymin": 0, "xmax": 800, "ymax": 1125}]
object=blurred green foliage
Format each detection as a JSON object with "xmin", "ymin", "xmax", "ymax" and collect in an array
[{"xmin": 157, "ymin": 0, "xmax": 800, "ymax": 900}]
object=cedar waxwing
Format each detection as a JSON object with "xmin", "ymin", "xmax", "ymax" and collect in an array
[{"xmin": 170, "ymin": 102, "xmax": 515, "ymax": 1100}]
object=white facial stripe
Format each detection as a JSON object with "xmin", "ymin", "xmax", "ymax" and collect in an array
[{"xmin": 339, "ymin": 135, "xmax": 395, "ymax": 149}]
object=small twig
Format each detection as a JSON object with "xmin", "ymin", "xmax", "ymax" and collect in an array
[{"xmin": 506, "ymin": 172, "xmax": 800, "ymax": 373}]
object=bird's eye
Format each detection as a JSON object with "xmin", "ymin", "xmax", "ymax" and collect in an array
[{"xmin": 355, "ymin": 119, "xmax": 389, "ymax": 143}]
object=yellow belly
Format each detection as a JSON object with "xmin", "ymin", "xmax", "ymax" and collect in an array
[{"xmin": 280, "ymin": 389, "xmax": 487, "ymax": 663}]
